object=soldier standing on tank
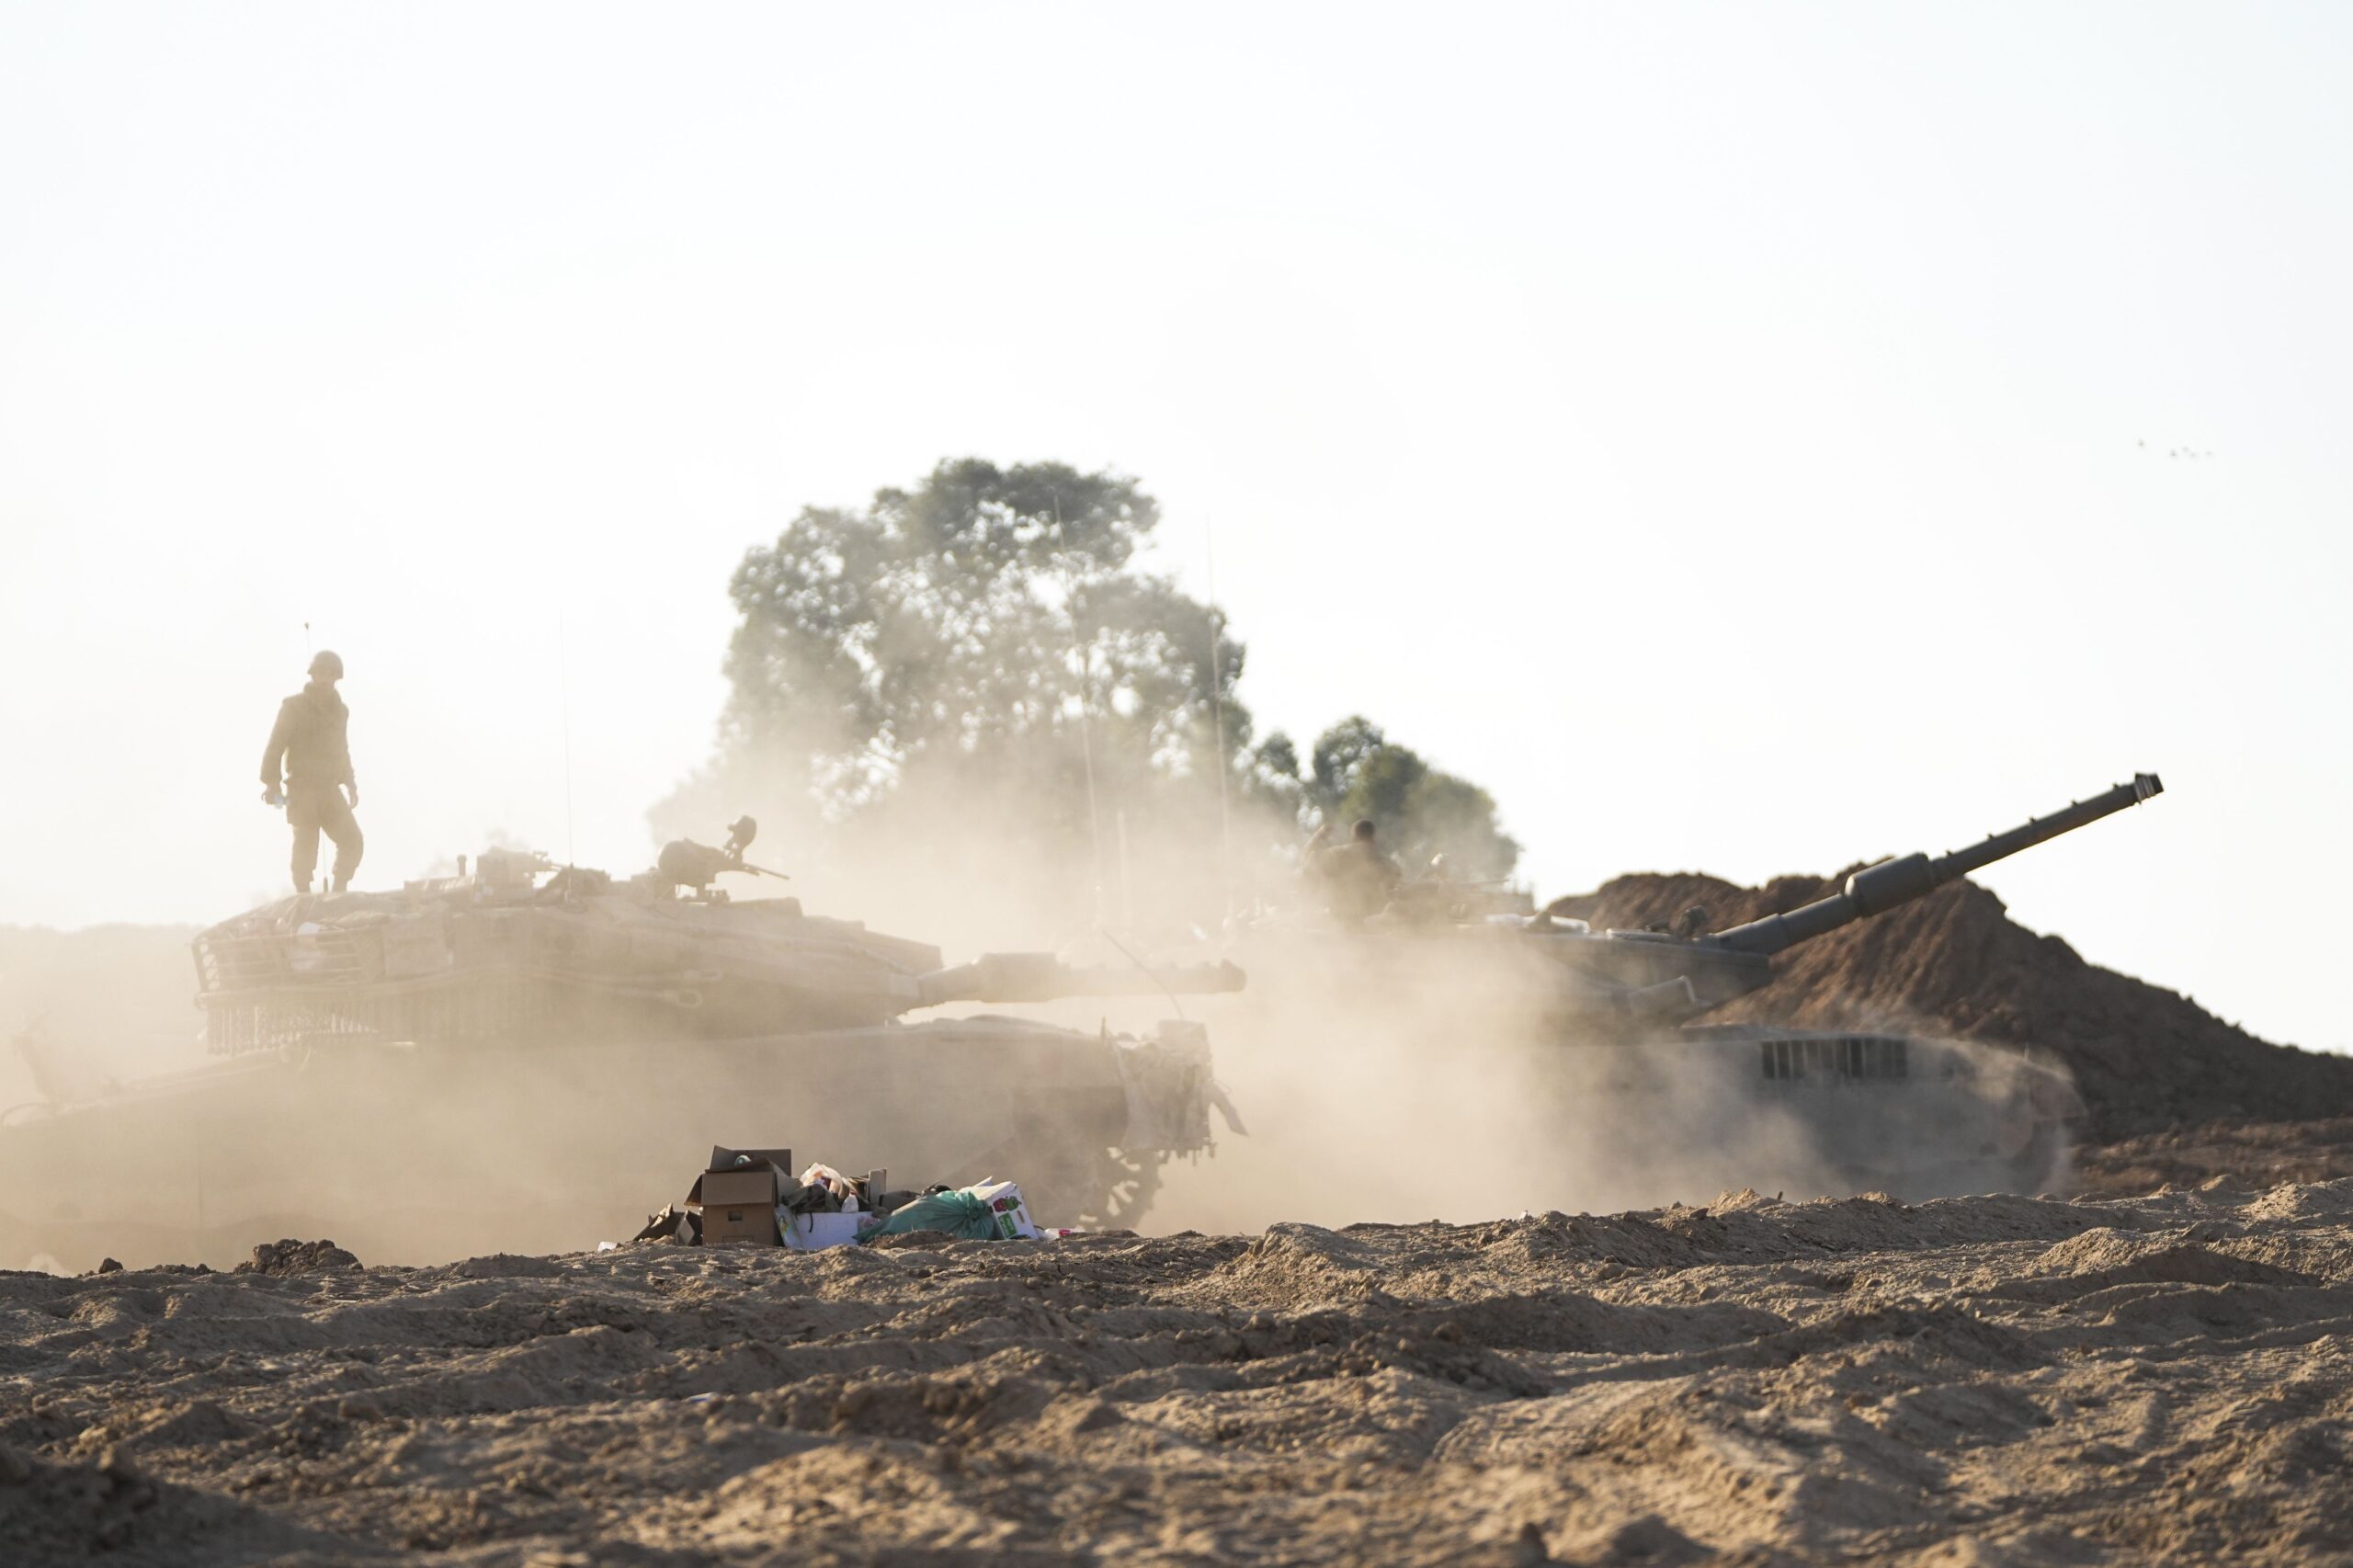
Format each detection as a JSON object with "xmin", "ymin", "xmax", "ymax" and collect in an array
[
  {"xmin": 1313, "ymin": 817, "xmax": 1403, "ymax": 923},
  {"xmin": 260, "ymin": 650, "xmax": 363, "ymax": 893}
]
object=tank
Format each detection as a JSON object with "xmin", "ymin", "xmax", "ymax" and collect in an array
[
  {"xmin": 1217, "ymin": 775, "xmax": 2165, "ymax": 1201},
  {"xmin": 0, "ymin": 829, "xmax": 1246, "ymax": 1272}
]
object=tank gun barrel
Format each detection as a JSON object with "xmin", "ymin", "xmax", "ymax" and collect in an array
[
  {"xmin": 915, "ymin": 952, "xmax": 1246, "ymax": 1009},
  {"xmin": 1711, "ymin": 773, "xmax": 2162, "ymax": 958}
]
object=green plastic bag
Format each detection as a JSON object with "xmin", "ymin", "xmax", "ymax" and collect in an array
[{"xmin": 869, "ymin": 1190, "xmax": 1001, "ymax": 1242}]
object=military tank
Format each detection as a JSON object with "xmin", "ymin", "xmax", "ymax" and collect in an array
[
  {"xmin": 0, "ymin": 824, "xmax": 1245, "ymax": 1271},
  {"xmin": 1212, "ymin": 775, "xmax": 2164, "ymax": 1201}
]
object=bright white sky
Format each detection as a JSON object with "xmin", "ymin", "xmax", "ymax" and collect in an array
[{"xmin": 2, "ymin": 5, "xmax": 2347, "ymax": 1051}]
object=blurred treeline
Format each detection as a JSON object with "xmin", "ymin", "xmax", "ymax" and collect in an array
[{"xmin": 653, "ymin": 459, "xmax": 1518, "ymax": 949}]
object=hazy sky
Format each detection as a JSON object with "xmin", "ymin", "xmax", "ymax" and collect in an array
[{"xmin": 2, "ymin": 5, "xmax": 2347, "ymax": 1051}]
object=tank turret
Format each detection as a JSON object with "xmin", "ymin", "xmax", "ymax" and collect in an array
[{"xmin": 188, "ymin": 847, "xmax": 1247, "ymax": 1051}]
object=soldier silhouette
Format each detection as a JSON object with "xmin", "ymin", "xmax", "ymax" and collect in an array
[{"xmin": 260, "ymin": 650, "xmax": 363, "ymax": 892}]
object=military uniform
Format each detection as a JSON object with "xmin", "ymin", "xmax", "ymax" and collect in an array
[
  {"xmin": 1315, "ymin": 838, "xmax": 1402, "ymax": 923},
  {"xmin": 262, "ymin": 677, "xmax": 363, "ymax": 892}
]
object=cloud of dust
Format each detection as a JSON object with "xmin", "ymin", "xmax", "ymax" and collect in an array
[
  {"xmin": 1138, "ymin": 947, "xmax": 1869, "ymax": 1232},
  {"xmin": 0, "ymin": 926, "xmax": 204, "ymax": 1117},
  {"xmin": 0, "ymin": 735, "xmax": 2076, "ymax": 1274},
  {"xmin": 632, "ymin": 710, "xmax": 1875, "ymax": 1230},
  {"xmin": 624, "ymin": 747, "xmax": 1842, "ymax": 1233},
  {"xmin": 440, "ymin": 758, "xmax": 2073, "ymax": 1239},
  {"xmin": 654, "ymin": 733, "xmax": 1277, "ymax": 965}
]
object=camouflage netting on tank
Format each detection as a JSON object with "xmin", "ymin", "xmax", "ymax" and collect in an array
[{"xmin": 1547, "ymin": 872, "xmax": 2353, "ymax": 1141}]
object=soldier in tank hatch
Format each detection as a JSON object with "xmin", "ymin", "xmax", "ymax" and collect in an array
[
  {"xmin": 1311, "ymin": 817, "xmax": 1402, "ymax": 923},
  {"xmin": 260, "ymin": 650, "xmax": 363, "ymax": 892}
]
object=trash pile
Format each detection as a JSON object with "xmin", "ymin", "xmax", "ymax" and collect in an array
[{"xmin": 629, "ymin": 1146, "xmax": 1049, "ymax": 1251}]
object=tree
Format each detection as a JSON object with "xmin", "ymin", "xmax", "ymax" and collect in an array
[
  {"xmin": 658, "ymin": 459, "xmax": 1520, "ymax": 943},
  {"xmin": 1303, "ymin": 715, "xmax": 1520, "ymax": 881},
  {"xmin": 660, "ymin": 459, "xmax": 1279, "ymax": 943},
  {"xmin": 718, "ymin": 458, "xmax": 1252, "ymax": 816},
  {"xmin": 719, "ymin": 459, "xmax": 1231, "ymax": 803}
]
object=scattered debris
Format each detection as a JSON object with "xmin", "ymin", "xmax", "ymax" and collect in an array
[
  {"xmin": 642, "ymin": 1146, "xmax": 1055, "ymax": 1249},
  {"xmin": 871, "ymin": 1178, "xmax": 1038, "ymax": 1242},
  {"xmin": 686, "ymin": 1146, "xmax": 798, "ymax": 1246},
  {"xmin": 631, "ymin": 1204, "xmax": 699, "ymax": 1245}
]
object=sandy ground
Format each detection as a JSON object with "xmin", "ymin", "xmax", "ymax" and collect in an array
[
  {"xmin": 2075, "ymin": 1118, "xmax": 2353, "ymax": 1199},
  {"xmin": 6, "ymin": 1178, "xmax": 2353, "ymax": 1565}
]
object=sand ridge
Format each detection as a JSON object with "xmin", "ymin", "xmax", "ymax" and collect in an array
[
  {"xmin": 1549, "ymin": 873, "xmax": 2353, "ymax": 1140},
  {"xmin": 5, "ymin": 1180, "xmax": 2352, "ymax": 1563}
]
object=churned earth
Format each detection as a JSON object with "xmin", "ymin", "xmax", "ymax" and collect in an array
[{"xmin": 5, "ymin": 1178, "xmax": 2353, "ymax": 1565}]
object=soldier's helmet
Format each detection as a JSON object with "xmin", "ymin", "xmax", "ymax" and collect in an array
[{"xmin": 310, "ymin": 650, "xmax": 345, "ymax": 680}]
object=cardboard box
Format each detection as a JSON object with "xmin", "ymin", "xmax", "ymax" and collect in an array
[
  {"xmin": 686, "ymin": 1147, "xmax": 793, "ymax": 1204},
  {"xmin": 687, "ymin": 1146, "xmax": 793, "ymax": 1247},
  {"xmin": 701, "ymin": 1199, "xmax": 781, "ymax": 1246},
  {"xmin": 696, "ymin": 1167, "xmax": 781, "ymax": 1209},
  {"xmin": 965, "ymin": 1178, "xmax": 1040, "ymax": 1240}
]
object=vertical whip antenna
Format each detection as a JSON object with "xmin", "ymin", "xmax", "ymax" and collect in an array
[
  {"xmin": 559, "ymin": 606, "xmax": 576, "ymax": 870},
  {"xmin": 1053, "ymin": 494, "xmax": 1108, "ymax": 927},
  {"xmin": 1118, "ymin": 807, "xmax": 1135, "ymax": 933},
  {"xmin": 1206, "ymin": 525, "xmax": 1233, "ymax": 918}
]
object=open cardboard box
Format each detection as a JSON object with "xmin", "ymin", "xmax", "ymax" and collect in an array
[{"xmin": 687, "ymin": 1145, "xmax": 793, "ymax": 1246}]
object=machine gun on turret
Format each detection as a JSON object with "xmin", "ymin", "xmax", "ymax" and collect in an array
[{"xmin": 655, "ymin": 815, "xmax": 790, "ymax": 895}]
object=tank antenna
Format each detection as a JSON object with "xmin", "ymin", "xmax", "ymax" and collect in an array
[
  {"xmin": 1053, "ymin": 494, "xmax": 1108, "ymax": 928},
  {"xmin": 1095, "ymin": 924, "xmax": 1187, "ymax": 1022},
  {"xmin": 1206, "ymin": 523, "xmax": 1233, "ymax": 918},
  {"xmin": 558, "ymin": 605, "xmax": 576, "ymax": 870},
  {"xmin": 1118, "ymin": 807, "xmax": 1135, "ymax": 934}
]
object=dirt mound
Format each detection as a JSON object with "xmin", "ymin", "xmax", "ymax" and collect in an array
[
  {"xmin": 232, "ymin": 1239, "xmax": 358, "ymax": 1277},
  {"xmin": 0, "ymin": 1440, "xmax": 297, "ymax": 1562},
  {"xmin": 1546, "ymin": 872, "xmax": 2353, "ymax": 1139},
  {"xmin": 5, "ymin": 1184, "xmax": 2351, "ymax": 1562},
  {"xmin": 2077, "ymin": 1118, "xmax": 2353, "ymax": 1197}
]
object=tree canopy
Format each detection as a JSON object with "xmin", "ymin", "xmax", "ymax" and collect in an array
[
  {"xmin": 1294, "ymin": 715, "xmax": 1520, "ymax": 880},
  {"xmin": 722, "ymin": 458, "xmax": 1246, "ymax": 823},
  {"xmin": 665, "ymin": 458, "xmax": 1518, "ymax": 937}
]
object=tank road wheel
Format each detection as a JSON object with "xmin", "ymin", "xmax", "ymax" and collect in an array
[
  {"xmin": 2007, "ymin": 1119, "xmax": 2074, "ymax": 1196},
  {"xmin": 1088, "ymin": 1146, "xmax": 1163, "ymax": 1230},
  {"xmin": 962, "ymin": 1099, "xmax": 1167, "ymax": 1230},
  {"xmin": 1012, "ymin": 1138, "xmax": 1165, "ymax": 1231},
  {"xmin": 0, "ymin": 1215, "xmax": 32, "ymax": 1273}
]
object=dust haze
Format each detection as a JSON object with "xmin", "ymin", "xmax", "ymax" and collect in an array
[
  {"xmin": 1, "ymin": 926, "xmax": 203, "ymax": 1119},
  {"xmin": 654, "ymin": 749, "xmax": 1845, "ymax": 1221},
  {"xmin": 688, "ymin": 755, "xmax": 2081, "ymax": 1226},
  {"xmin": 1, "ymin": 725, "xmax": 2091, "ymax": 1276}
]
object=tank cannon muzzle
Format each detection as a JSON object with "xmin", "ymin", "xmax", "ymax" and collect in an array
[
  {"xmin": 1711, "ymin": 773, "xmax": 2162, "ymax": 958},
  {"xmin": 915, "ymin": 953, "xmax": 1247, "ymax": 1009}
]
